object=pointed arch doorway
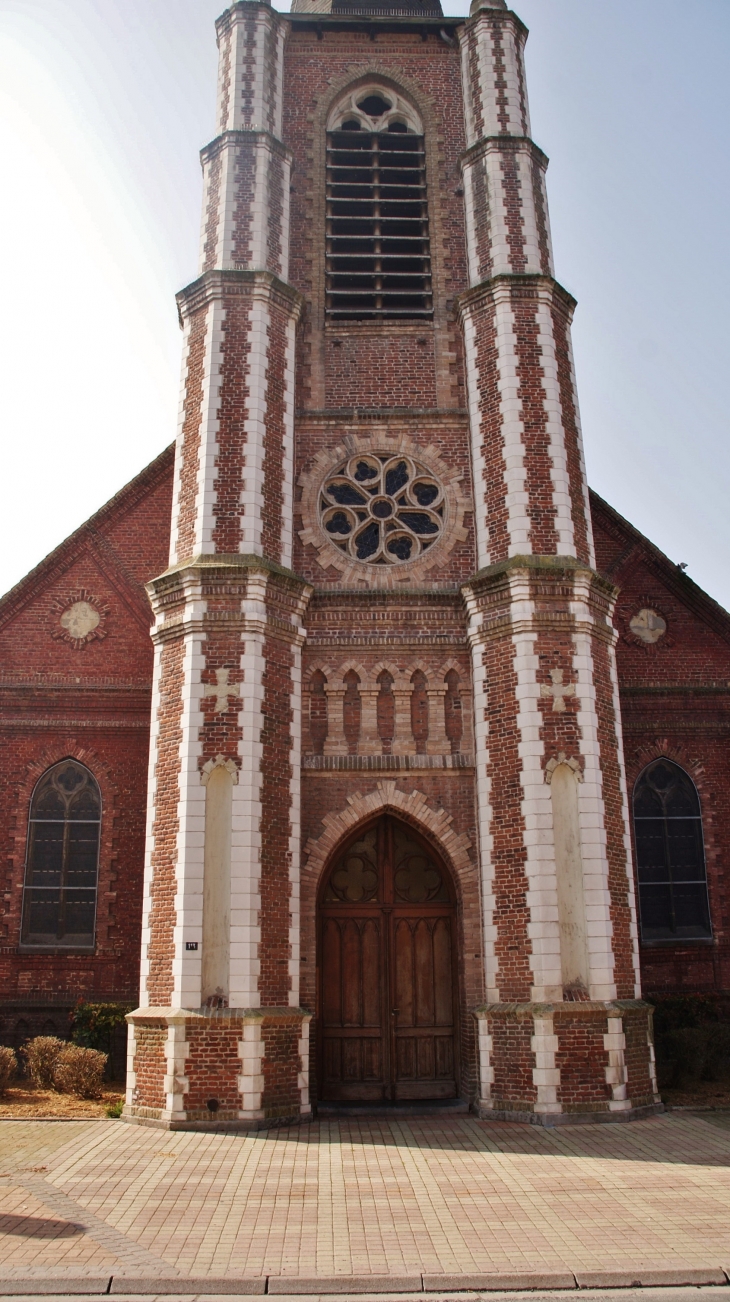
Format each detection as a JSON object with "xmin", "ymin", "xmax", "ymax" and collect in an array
[{"xmin": 317, "ymin": 815, "xmax": 458, "ymax": 1102}]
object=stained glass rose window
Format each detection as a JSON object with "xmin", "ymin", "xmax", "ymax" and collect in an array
[{"xmin": 319, "ymin": 454, "xmax": 444, "ymax": 565}]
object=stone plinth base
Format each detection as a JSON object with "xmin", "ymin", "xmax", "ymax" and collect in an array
[
  {"xmin": 475, "ymin": 999, "xmax": 661, "ymax": 1125},
  {"xmin": 122, "ymin": 1005, "xmax": 312, "ymax": 1131}
]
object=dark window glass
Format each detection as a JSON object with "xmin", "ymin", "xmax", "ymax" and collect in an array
[
  {"xmin": 21, "ymin": 761, "xmax": 101, "ymax": 948},
  {"xmin": 632, "ymin": 759, "xmax": 711, "ymax": 941}
]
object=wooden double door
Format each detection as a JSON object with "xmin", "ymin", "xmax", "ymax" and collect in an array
[{"xmin": 318, "ymin": 816, "xmax": 458, "ymax": 1101}]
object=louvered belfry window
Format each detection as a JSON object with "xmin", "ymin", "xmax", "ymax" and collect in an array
[{"xmin": 326, "ymin": 91, "xmax": 432, "ymax": 320}]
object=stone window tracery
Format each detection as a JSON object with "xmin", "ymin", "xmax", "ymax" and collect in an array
[
  {"xmin": 320, "ymin": 453, "xmax": 444, "ymax": 566},
  {"xmin": 21, "ymin": 760, "xmax": 101, "ymax": 949},
  {"xmin": 299, "ymin": 434, "xmax": 469, "ymax": 584},
  {"xmin": 325, "ymin": 84, "xmax": 431, "ymax": 320},
  {"xmin": 633, "ymin": 758, "xmax": 711, "ymax": 942}
]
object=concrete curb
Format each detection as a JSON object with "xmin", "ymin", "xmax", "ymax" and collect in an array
[
  {"xmin": 421, "ymin": 1278, "xmax": 576, "ymax": 1294},
  {"xmin": 574, "ymin": 1275, "xmax": 727, "ymax": 1290},
  {"xmin": 0, "ymin": 1271, "xmax": 728, "ymax": 1295}
]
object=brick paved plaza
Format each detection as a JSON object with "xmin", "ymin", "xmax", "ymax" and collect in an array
[{"xmin": 1, "ymin": 1114, "xmax": 730, "ymax": 1285}]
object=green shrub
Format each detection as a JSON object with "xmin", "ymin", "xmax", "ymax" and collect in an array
[
  {"xmin": 69, "ymin": 1001, "xmax": 131, "ymax": 1051},
  {"xmin": 53, "ymin": 1044, "xmax": 107, "ymax": 1099},
  {"xmin": 24, "ymin": 1036, "xmax": 65, "ymax": 1089},
  {"xmin": 105, "ymin": 1096, "xmax": 124, "ymax": 1118},
  {"xmin": 649, "ymin": 995, "xmax": 730, "ymax": 1090},
  {"xmin": 0, "ymin": 1046, "xmax": 17, "ymax": 1095}
]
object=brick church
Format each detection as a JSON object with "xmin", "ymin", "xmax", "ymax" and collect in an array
[{"xmin": 1, "ymin": 0, "xmax": 728, "ymax": 1128}]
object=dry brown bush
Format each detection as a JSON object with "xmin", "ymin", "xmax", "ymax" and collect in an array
[
  {"xmin": 0, "ymin": 1046, "xmax": 17, "ymax": 1094},
  {"xmin": 24, "ymin": 1036, "xmax": 65, "ymax": 1089},
  {"xmin": 53, "ymin": 1044, "xmax": 107, "ymax": 1099}
]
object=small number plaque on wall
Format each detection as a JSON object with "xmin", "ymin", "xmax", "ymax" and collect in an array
[{"xmin": 185, "ymin": 941, "xmax": 199, "ymax": 951}]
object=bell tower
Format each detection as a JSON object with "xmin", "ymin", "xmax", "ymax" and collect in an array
[
  {"xmin": 458, "ymin": 0, "xmax": 659, "ymax": 1119},
  {"xmin": 124, "ymin": 0, "xmax": 659, "ymax": 1129},
  {"xmin": 124, "ymin": 0, "xmax": 313, "ymax": 1129}
]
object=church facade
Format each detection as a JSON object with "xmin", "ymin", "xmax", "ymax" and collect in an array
[{"xmin": 2, "ymin": 0, "xmax": 729, "ymax": 1129}]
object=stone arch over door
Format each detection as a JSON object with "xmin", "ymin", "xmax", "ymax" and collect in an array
[{"xmin": 317, "ymin": 811, "xmax": 459, "ymax": 1103}]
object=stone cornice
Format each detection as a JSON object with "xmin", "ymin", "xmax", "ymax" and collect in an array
[
  {"xmin": 200, "ymin": 129, "xmax": 292, "ymax": 168},
  {"xmin": 176, "ymin": 270, "xmax": 305, "ymax": 324},
  {"xmin": 459, "ymin": 134, "xmax": 548, "ymax": 173},
  {"xmin": 287, "ymin": 13, "xmax": 465, "ymax": 36},
  {"xmin": 295, "ymin": 408, "xmax": 469, "ymax": 424},
  {"xmin": 147, "ymin": 554, "xmax": 313, "ymax": 646},
  {"xmin": 475, "ymin": 999, "xmax": 655, "ymax": 1017},
  {"xmin": 128, "ymin": 1006, "xmax": 311, "ymax": 1023},
  {"xmin": 153, "ymin": 552, "xmax": 309, "ymax": 588},
  {"xmin": 215, "ymin": 1, "xmax": 285, "ymax": 40},
  {"xmin": 462, "ymin": 5, "xmax": 528, "ymax": 41},
  {"xmin": 461, "ymin": 553, "xmax": 618, "ymax": 601},
  {"xmin": 309, "ymin": 587, "xmax": 463, "ymax": 604},
  {"xmin": 303, "ymin": 752, "xmax": 473, "ymax": 772},
  {"xmin": 461, "ymin": 556, "xmax": 619, "ymax": 648},
  {"xmin": 455, "ymin": 274, "xmax": 577, "ymax": 323}
]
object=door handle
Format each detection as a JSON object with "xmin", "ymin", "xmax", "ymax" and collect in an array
[{"xmin": 391, "ymin": 1008, "xmax": 399, "ymax": 1014}]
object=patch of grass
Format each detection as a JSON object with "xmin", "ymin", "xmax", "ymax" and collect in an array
[{"xmin": 105, "ymin": 1096, "xmax": 124, "ymax": 1119}]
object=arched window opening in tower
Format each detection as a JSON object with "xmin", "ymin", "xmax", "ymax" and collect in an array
[
  {"xmin": 309, "ymin": 669, "xmax": 328, "ymax": 756},
  {"xmin": 21, "ymin": 760, "xmax": 101, "ymax": 949},
  {"xmin": 632, "ymin": 758, "xmax": 712, "ymax": 942},
  {"xmin": 410, "ymin": 670, "xmax": 429, "ymax": 753},
  {"xmin": 343, "ymin": 670, "xmax": 362, "ymax": 754},
  {"xmin": 376, "ymin": 670, "xmax": 395, "ymax": 753},
  {"xmin": 326, "ymin": 88, "xmax": 432, "ymax": 320},
  {"xmin": 444, "ymin": 669, "xmax": 463, "ymax": 754}
]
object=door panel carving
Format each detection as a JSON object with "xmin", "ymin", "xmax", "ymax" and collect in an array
[{"xmin": 318, "ymin": 816, "xmax": 458, "ymax": 1102}]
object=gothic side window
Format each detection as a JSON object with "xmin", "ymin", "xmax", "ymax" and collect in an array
[
  {"xmin": 21, "ymin": 761, "xmax": 101, "ymax": 948},
  {"xmin": 325, "ymin": 87, "xmax": 431, "ymax": 320},
  {"xmin": 632, "ymin": 759, "xmax": 711, "ymax": 941}
]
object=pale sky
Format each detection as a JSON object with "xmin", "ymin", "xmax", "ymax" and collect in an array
[{"xmin": 1, "ymin": 1, "xmax": 728, "ymax": 606}]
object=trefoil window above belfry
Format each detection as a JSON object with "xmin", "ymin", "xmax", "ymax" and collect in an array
[{"xmin": 325, "ymin": 85, "xmax": 432, "ymax": 321}]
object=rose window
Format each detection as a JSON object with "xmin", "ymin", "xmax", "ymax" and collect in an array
[{"xmin": 319, "ymin": 454, "xmax": 444, "ymax": 565}]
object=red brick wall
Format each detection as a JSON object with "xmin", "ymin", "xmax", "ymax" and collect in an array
[
  {"xmin": 283, "ymin": 28, "xmax": 468, "ymax": 413},
  {"xmin": 592, "ymin": 498, "xmax": 730, "ymax": 997},
  {"xmin": 480, "ymin": 628, "xmax": 533, "ymax": 1004},
  {"xmin": 259, "ymin": 632, "xmax": 296, "ymax": 1007},
  {"xmin": 489, "ymin": 1014, "xmax": 537, "ymax": 1108},
  {"xmin": 131, "ymin": 1021, "xmax": 167, "ymax": 1110},
  {"xmin": 147, "ymin": 635, "xmax": 184, "ymax": 1007},
  {"xmin": 623, "ymin": 1004, "xmax": 655, "ymax": 1105},
  {"xmin": 554, "ymin": 1012, "xmax": 610, "ymax": 1110},
  {"xmin": 262, "ymin": 1014, "xmax": 305, "ymax": 1118},
  {"xmin": 184, "ymin": 1018, "xmax": 243, "ymax": 1119},
  {"xmin": 325, "ymin": 333, "xmax": 437, "ymax": 411},
  {"xmin": 0, "ymin": 449, "xmax": 173, "ymax": 1037}
]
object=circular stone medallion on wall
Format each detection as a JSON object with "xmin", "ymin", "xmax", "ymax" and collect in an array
[
  {"xmin": 629, "ymin": 608, "xmax": 667, "ymax": 644},
  {"xmin": 618, "ymin": 597, "xmax": 672, "ymax": 650},
  {"xmin": 51, "ymin": 589, "xmax": 109, "ymax": 650}
]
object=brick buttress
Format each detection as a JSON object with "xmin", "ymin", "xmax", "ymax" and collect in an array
[
  {"xmin": 457, "ymin": 0, "xmax": 660, "ymax": 1121},
  {"xmin": 123, "ymin": 0, "xmax": 312, "ymax": 1130}
]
